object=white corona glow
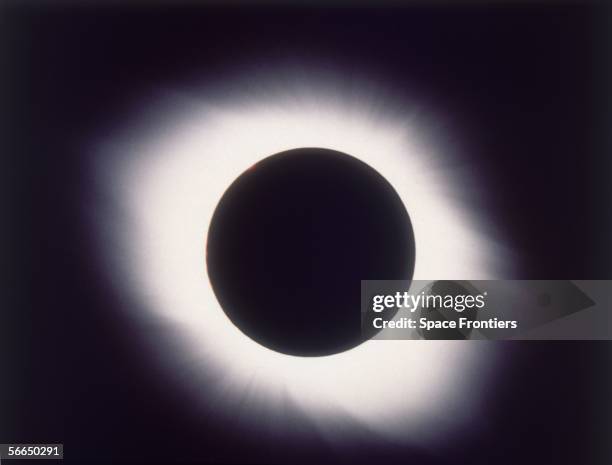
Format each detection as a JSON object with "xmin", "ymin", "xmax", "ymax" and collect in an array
[{"xmin": 93, "ymin": 72, "xmax": 509, "ymax": 448}]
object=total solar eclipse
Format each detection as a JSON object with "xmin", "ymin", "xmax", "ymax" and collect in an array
[{"xmin": 206, "ymin": 148, "xmax": 415, "ymax": 356}]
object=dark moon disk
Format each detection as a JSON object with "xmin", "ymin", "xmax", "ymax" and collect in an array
[{"xmin": 206, "ymin": 148, "xmax": 415, "ymax": 356}]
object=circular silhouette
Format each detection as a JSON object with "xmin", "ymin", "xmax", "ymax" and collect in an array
[{"xmin": 206, "ymin": 148, "xmax": 415, "ymax": 356}]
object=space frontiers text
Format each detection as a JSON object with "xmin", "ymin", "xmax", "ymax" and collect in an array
[
  {"xmin": 370, "ymin": 290, "xmax": 519, "ymax": 331},
  {"xmin": 362, "ymin": 280, "xmax": 609, "ymax": 339}
]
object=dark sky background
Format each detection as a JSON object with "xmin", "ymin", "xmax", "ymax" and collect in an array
[{"xmin": 2, "ymin": 2, "xmax": 611, "ymax": 464}]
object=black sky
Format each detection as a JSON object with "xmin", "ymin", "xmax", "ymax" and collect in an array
[{"xmin": 3, "ymin": 3, "xmax": 611, "ymax": 464}]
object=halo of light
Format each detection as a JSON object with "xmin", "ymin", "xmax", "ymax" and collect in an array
[{"xmin": 92, "ymin": 68, "xmax": 510, "ymax": 448}]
